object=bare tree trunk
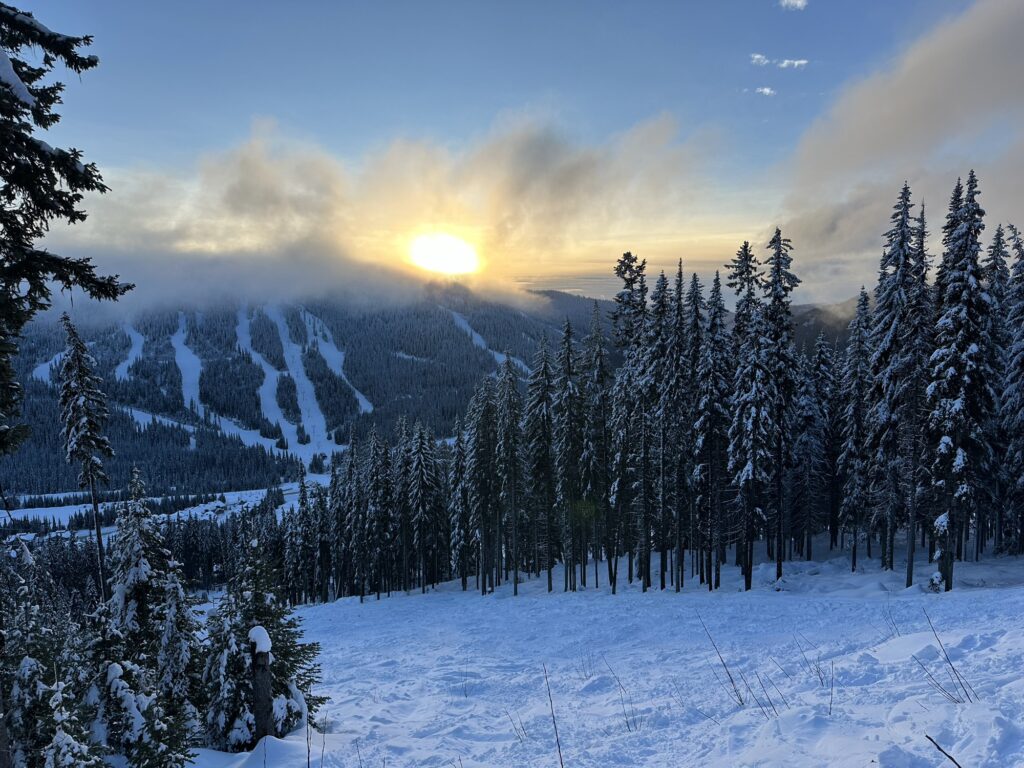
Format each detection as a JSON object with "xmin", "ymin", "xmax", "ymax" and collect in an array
[
  {"xmin": 905, "ymin": 498, "xmax": 916, "ymax": 588},
  {"xmin": 512, "ymin": 488, "xmax": 519, "ymax": 596},
  {"xmin": 89, "ymin": 476, "xmax": 110, "ymax": 602},
  {"xmin": 252, "ymin": 647, "xmax": 274, "ymax": 744}
]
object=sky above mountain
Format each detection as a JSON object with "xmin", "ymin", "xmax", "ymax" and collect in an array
[{"xmin": 41, "ymin": 0, "xmax": 1024, "ymax": 305}]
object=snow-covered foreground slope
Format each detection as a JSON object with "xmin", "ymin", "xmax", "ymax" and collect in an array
[{"xmin": 193, "ymin": 554, "xmax": 1024, "ymax": 768}]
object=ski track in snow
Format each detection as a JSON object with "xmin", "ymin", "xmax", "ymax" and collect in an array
[
  {"xmin": 444, "ymin": 307, "xmax": 530, "ymax": 375},
  {"xmin": 300, "ymin": 308, "xmax": 374, "ymax": 414},
  {"xmin": 115, "ymin": 322, "xmax": 145, "ymax": 381},
  {"xmin": 190, "ymin": 549, "xmax": 1024, "ymax": 768}
]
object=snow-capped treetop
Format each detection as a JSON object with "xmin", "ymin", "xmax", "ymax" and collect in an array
[{"xmin": 248, "ymin": 625, "xmax": 272, "ymax": 654}]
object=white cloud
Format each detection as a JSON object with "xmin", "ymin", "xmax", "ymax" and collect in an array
[
  {"xmin": 782, "ymin": 0, "xmax": 1024, "ymax": 301},
  {"xmin": 756, "ymin": 87, "xmax": 776, "ymax": 97},
  {"xmin": 53, "ymin": 115, "xmax": 748, "ymax": 305},
  {"xmin": 751, "ymin": 53, "xmax": 808, "ymax": 69},
  {"xmin": 780, "ymin": 0, "xmax": 807, "ymax": 10}
]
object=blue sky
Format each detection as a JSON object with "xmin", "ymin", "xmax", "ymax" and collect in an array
[
  {"xmin": 39, "ymin": 0, "xmax": 1024, "ymax": 304},
  {"xmin": 50, "ymin": 0, "xmax": 964, "ymax": 167}
]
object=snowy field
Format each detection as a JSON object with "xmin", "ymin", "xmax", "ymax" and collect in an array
[{"xmin": 192, "ymin": 546, "xmax": 1024, "ymax": 768}]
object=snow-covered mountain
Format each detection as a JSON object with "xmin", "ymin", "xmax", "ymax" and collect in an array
[
  {"xmin": 5, "ymin": 283, "xmax": 856, "ymax": 500},
  {"xmin": 4, "ymin": 285, "xmax": 616, "ymax": 498}
]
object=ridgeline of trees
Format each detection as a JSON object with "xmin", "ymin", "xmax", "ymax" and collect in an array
[{"xmin": 259, "ymin": 173, "xmax": 1024, "ymax": 608}]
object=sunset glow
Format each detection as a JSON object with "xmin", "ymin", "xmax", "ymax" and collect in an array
[{"xmin": 409, "ymin": 233, "xmax": 480, "ymax": 275}]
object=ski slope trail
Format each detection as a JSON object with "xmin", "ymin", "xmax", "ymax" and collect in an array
[
  {"xmin": 264, "ymin": 305, "xmax": 333, "ymax": 460},
  {"xmin": 115, "ymin": 322, "xmax": 145, "ymax": 381},
  {"xmin": 192, "ymin": 553, "xmax": 1024, "ymax": 768},
  {"xmin": 444, "ymin": 307, "xmax": 530, "ymax": 375},
  {"xmin": 167, "ymin": 311, "xmax": 278, "ymax": 452},
  {"xmin": 234, "ymin": 307, "xmax": 304, "ymax": 455},
  {"xmin": 301, "ymin": 308, "xmax": 373, "ymax": 414},
  {"xmin": 170, "ymin": 312, "xmax": 203, "ymax": 415},
  {"xmin": 31, "ymin": 350, "xmax": 65, "ymax": 383}
]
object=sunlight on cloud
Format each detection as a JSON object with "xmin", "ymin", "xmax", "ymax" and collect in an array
[
  {"xmin": 783, "ymin": 0, "xmax": 1024, "ymax": 302},
  {"xmin": 55, "ymin": 115, "xmax": 760, "ymax": 303}
]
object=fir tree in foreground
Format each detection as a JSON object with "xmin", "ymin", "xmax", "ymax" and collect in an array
[
  {"xmin": 1002, "ymin": 224, "xmax": 1024, "ymax": 555},
  {"xmin": 926, "ymin": 170, "xmax": 995, "ymax": 592},
  {"xmin": 693, "ymin": 272, "xmax": 730, "ymax": 590},
  {"xmin": 42, "ymin": 682, "xmax": 103, "ymax": 768},
  {"xmin": 59, "ymin": 313, "xmax": 114, "ymax": 601},
  {"xmin": 204, "ymin": 518, "xmax": 322, "ymax": 751},
  {"xmin": 840, "ymin": 290, "xmax": 873, "ymax": 573},
  {"xmin": 1, "ymin": 7, "xmax": 129, "ymax": 761},
  {"xmin": 88, "ymin": 469, "xmax": 196, "ymax": 767}
]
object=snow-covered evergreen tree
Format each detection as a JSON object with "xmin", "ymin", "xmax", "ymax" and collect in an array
[
  {"xmin": 926, "ymin": 170, "xmax": 996, "ymax": 591},
  {"xmin": 41, "ymin": 682, "xmax": 102, "ymax": 768},
  {"xmin": 579, "ymin": 303, "xmax": 611, "ymax": 589},
  {"xmin": 726, "ymin": 241, "xmax": 762, "ymax": 362},
  {"xmin": 495, "ymin": 358, "xmax": 523, "ymax": 593},
  {"xmin": 1001, "ymin": 224, "xmax": 1024, "ymax": 554},
  {"xmin": 154, "ymin": 555, "xmax": 202, "ymax": 749},
  {"xmin": 983, "ymin": 223, "xmax": 1011, "ymax": 551},
  {"xmin": 636, "ymin": 271, "xmax": 670, "ymax": 592},
  {"xmin": 0, "ymin": 2, "xmax": 128, "ymax": 472},
  {"xmin": 343, "ymin": 437, "xmax": 369, "ymax": 601},
  {"xmin": 6, "ymin": 561, "xmax": 65, "ymax": 766},
  {"xmin": 841, "ymin": 289, "xmax": 873, "ymax": 571},
  {"xmin": 763, "ymin": 227, "xmax": 800, "ymax": 581},
  {"xmin": 693, "ymin": 272, "xmax": 729, "ymax": 591},
  {"xmin": 392, "ymin": 418, "xmax": 414, "ymax": 592},
  {"xmin": 662, "ymin": 262, "xmax": 691, "ymax": 589},
  {"xmin": 203, "ymin": 529, "xmax": 321, "ymax": 751},
  {"xmin": 554, "ymin": 321, "xmax": 584, "ymax": 591},
  {"xmin": 524, "ymin": 339, "xmax": 556, "ymax": 591},
  {"xmin": 447, "ymin": 420, "xmax": 473, "ymax": 590},
  {"xmin": 728, "ymin": 299, "xmax": 774, "ymax": 591},
  {"xmin": 92, "ymin": 468, "xmax": 192, "ymax": 767},
  {"xmin": 58, "ymin": 313, "xmax": 113, "ymax": 601},
  {"xmin": 813, "ymin": 333, "xmax": 843, "ymax": 551},
  {"xmin": 409, "ymin": 422, "xmax": 440, "ymax": 592},
  {"xmin": 789, "ymin": 353, "xmax": 824, "ymax": 560},
  {"xmin": 867, "ymin": 182, "xmax": 917, "ymax": 572},
  {"xmin": 466, "ymin": 378, "xmax": 497, "ymax": 594},
  {"xmin": 364, "ymin": 428, "xmax": 393, "ymax": 598}
]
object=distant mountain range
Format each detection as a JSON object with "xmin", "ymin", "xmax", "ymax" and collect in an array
[{"xmin": 2, "ymin": 284, "xmax": 856, "ymax": 499}]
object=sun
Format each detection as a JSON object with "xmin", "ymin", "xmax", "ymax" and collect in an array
[{"xmin": 409, "ymin": 233, "xmax": 480, "ymax": 276}]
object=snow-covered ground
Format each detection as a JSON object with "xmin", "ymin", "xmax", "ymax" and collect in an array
[{"xmin": 192, "ymin": 546, "xmax": 1024, "ymax": 768}]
